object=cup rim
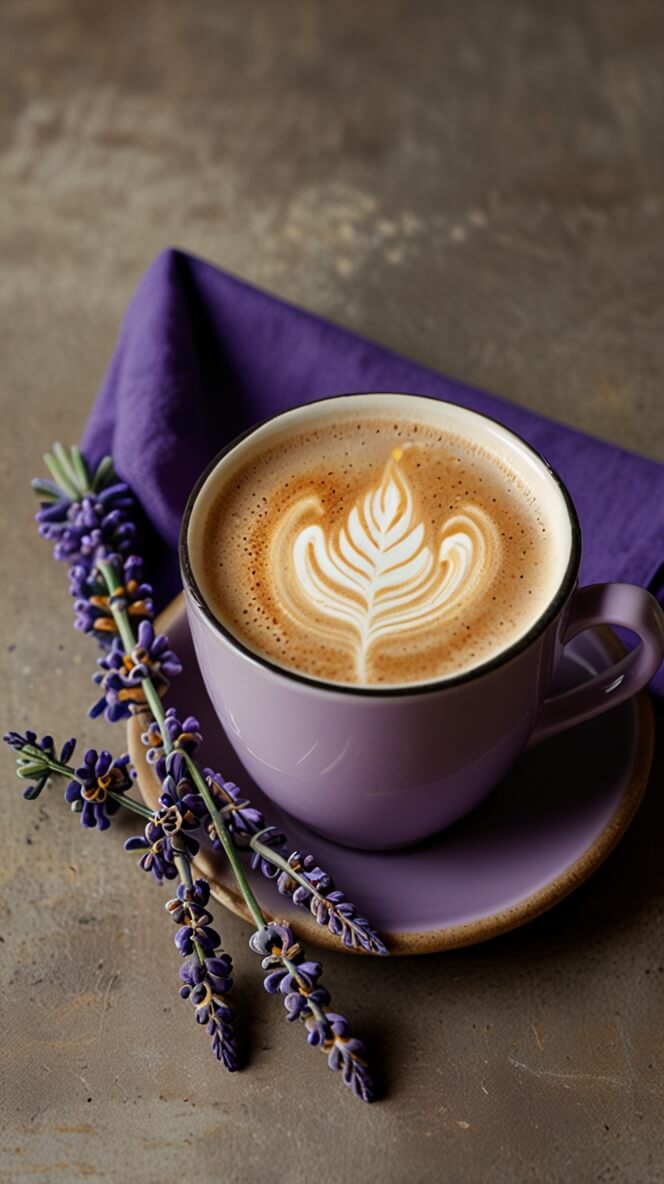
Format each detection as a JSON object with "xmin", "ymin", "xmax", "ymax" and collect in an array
[{"xmin": 179, "ymin": 392, "xmax": 582, "ymax": 698}]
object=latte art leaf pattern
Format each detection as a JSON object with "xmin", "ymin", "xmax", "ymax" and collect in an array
[{"xmin": 272, "ymin": 452, "xmax": 501, "ymax": 683}]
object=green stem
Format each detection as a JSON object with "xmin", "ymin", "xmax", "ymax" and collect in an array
[
  {"xmin": 173, "ymin": 850, "xmax": 207, "ymax": 965},
  {"xmin": 96, "ymin": 558, "xmax": 265, "ymax": 934},
  {"xmin": 249, "ymin": 833, "xmax": 319, "ymax": 900},
  {"xmin": 175, "ymin": 851, "xmax": 193, "ymax": 887},
  {"xmin": 281, "ymin": 953, "xmax": 305, "ymax": 986},
  {"xmin": 96, "ymin": 560, "xmax": 172, "ymax": 754},
  {"xmin": 142, "ymin": 680, "xmax": 169, "ymax": 744},
  {"xmin": 108, "ymin": 790, "xmax": 154, "ymax": 820},
  {"xmin": 19, "ymin": 748, "xmax": 75, "ymax": 779},
  {"xmin": 249, "ymin": 832, "xmax": 382, "ymax": 953},
  {"xmin": 17, "ymin": 748, "xmax": 155, "ymax": 821},
  {"xmin": 282, "ymin": 954, "xmax": 329, "ymax": 1029},
  {"xmin": 182, "ymin": 752, "xmax": 265, "ymax": 932},
  {"xmin": 96, "ymin": 561, "xmax": 136, "ymax": 650}
]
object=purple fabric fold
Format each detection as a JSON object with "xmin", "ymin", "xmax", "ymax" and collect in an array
[{"xmin": 82, "ymin": 247, "xmax": 664, "ymax": 693}]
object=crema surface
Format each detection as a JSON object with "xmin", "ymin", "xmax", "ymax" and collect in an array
[{"xmin": 200, "ymin": 414, "xmax": 558, "ymax": 687}]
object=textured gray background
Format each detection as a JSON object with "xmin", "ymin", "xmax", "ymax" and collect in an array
[{"xmin": 1, "ymin": 1, "xmax": 664, "ymax": 1181}]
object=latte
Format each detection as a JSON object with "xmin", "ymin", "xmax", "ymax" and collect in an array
[
  {"xmin": 194, "ymin": 400, "xmax": 563, "ymax": 688},
  {"xmin": 194, "ymin": 402, "xmax": 561, "ymax": 691}
]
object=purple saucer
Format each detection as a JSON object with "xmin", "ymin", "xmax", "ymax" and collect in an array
[{"xmin": 129, "ymin": 597, "xmax": 654, "ymax": 955}]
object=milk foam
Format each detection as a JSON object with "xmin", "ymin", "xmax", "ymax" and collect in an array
[
  {"xmin": 194, "ymin": 402, "xmax": 568, "ymax": 688},
  {"xmin": 271, "ymin": 450, "xmax": 501, "ymax": 682}
]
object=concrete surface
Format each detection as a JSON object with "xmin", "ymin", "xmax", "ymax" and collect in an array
[{"xmin": 1, "ymin": 1, "xmax": 663, "ymax": 1181}]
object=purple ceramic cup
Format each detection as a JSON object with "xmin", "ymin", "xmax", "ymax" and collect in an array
[{"xmin": 180, "ymin": 394, "xmax": 664, "ymax": 850}]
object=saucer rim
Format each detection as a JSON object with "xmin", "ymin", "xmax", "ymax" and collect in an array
[{"xmin": 128, "ymin": 593, "xmax": 654, "ymax": 956}]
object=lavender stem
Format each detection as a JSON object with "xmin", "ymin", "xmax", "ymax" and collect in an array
[
  {"xmin": 96, "ymin": 558, "xmax": 267, "ymax": 935},
  {"xmin": 249, "ymin": 833, "xmax": 322, "ymax": 897},
  {"xmin": 172, "ymin": 849, "xmax": 207, "ymax": 967},
  {"xmin": 107, "ymin": 789, "xmax": 154, "ymax": 819},
  {"xmin": 96, "ymin": 559, "xmax": 173, "ymax": 754},
  {"xmin": 14, "ymin": 744, "xmax": 155, "ymax": 821},
  {"xmin": 182, "ymin": 752, "xmax": 266, "ymax": 932}
]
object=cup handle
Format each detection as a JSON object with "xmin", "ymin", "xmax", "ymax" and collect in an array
[{"xmin": 528, "ymin": 583, "xmax": 664, "ymax": 747}]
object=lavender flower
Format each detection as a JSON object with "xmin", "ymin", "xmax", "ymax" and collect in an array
[
  {"xmin": 194, "ymin": 773, "xmax": 386, "ymax": 954},
  {"xmin": 305, "ymin": 1011, "xmax": 374, "ymax": 1100},
  {"xmin": 37, "ymin": 485, "xmax": 137, "ymax": 565},
  {"xmin": 64, "ymin": 748, "xmax": 133, "ymax": 829},
  {"xmin": 130, "ymin": 620, "xmax": 182, "ymax": 683},
  {"xmin": 167, "ymin": 877, "xmax": 210, "ymax": 917},
  {"xmin": 140, "ymin": 717, "xmax": 167, "ymax": 766},
  {"xmin": 191, "ymin": 771, "xmax": 388, "ymax": 953},
  {"xmin": 71, "ymin": 554, "xmax": 154, "ymax": 638},
  {"xmin": 89, "ymin": 621, "xmax": 181, "ymax": 722},
  {"xmin": 24, "ymin": 444, "xmax": 384, "ymax": 1098},
  {"xmin": 274, "ymin": 854, "xmax": 388, "ymax": 956},
  {"xmin": 3, "ymin": 730, "xmax": 37, "ymax": 751},
  {"xmin": 172, "ymin": 906, "xmax": 220, "ymax": 956},
  {"xmin": 141, "ymin": 708, "xmax": 203, "ymax": 780},
  {"xmin": 203, "ymin": 770, "xmax": 274, "ymax": 847},
  {"xmin": 166, "ymin": 879, "xmax": 220, "ymax": 955},
  {"xmin": 276, "ymin": 851, "xmax": 332, "ymax": 902},
  {"xmin": 250, "ymin": 922, "xmax": 374, "ymax": 1102},
  {"xmin": 125, "ymin": 819, "xmax": 179, "ymax": 882},
  {"xmin": 179, "ymin": 956, "xmax": 236, "ymax": 1070},
  {"xmin": 73, "ymin": 555, "xmax": 154, "ymax": 639},
  {"xmin": 163, "ymin": 710, "xmax": 203, "ymax": 755},
  {"xmin": 158, "ymin": 774, "xmax": 201, "ymax": 829},
  {"xmin": 168, "ymin": 879, "xmax": 237, "ymax": 1070},
  {"xmin": 125, "ymin": 782, "xmax": 201, "ymax": 880},
  {"xmin": 89, "ymin": 640, "xmax": 139, "ymax": 721},
  {"xmin": 3, "ymin": 731, "xmax": 76, "ymax": 800},
  {"xmin": 155, "ymin": 777, "xmax": 201, "ymax": 861}
]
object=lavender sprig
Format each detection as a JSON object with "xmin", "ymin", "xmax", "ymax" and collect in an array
[
  {"xmin": 138, "ymin": 708, "xmax": 386, "ymax": 953},
  {"xmin": 202, "ymin": 774, "xmax": 388, "ymax": 956},
  {"xmin": 35, "ymin": 449, "xmax": 386, "ymax": 958},
  {"xmin": 167, "ymin": 731, "xmax": 378, "ymax": 1100},
  {"xmin": 18, "ymin": 443, "xmax": 385, "ymax": 1099},
  {"xmin": 35, "ymin": 445, "xmax": 137, "ymax": 568},
  {"xmin": 250, "ymin": 922, "xmax": 374, "ymax": 1102},
  {"xmin": 4, "ymin": 731, "xmax": 151, "ymax": 824},
  {"xmin": 167, "ymin": 875, "xmax": 237, "ymax": 1071},
  {"xmin": 3, "ymin": 731, "xmax": 238, "ymax": 1070}
]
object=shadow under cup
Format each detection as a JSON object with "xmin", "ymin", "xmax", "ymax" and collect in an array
[{"xmin": 179, "ymin": 393, "xmax": 595, "ymax": 850}]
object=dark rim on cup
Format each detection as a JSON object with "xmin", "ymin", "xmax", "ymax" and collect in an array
[{"xmin": 179, "ymin": 393, "xmax": 582, "ymax": 698}]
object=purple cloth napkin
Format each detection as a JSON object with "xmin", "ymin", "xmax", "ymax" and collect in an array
[{"xmin": 83, "ymin": 247, "xmax": 664, "ymax": 692}]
